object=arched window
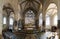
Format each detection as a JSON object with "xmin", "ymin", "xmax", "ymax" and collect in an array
[
  {"xmin": 3, "ymin": 16, "xmax": 6, "ymax": 24},
  {"xmin": 39, "ymin": 13, "xmax": 42, "ymax": 26},
  {"xmin": 46, "ymin": 15, "xmax": 50, "ymax": 26},
  {"xmin": 53, "ymin": 14, "xmax": 57, "ymax": 26},
  {"xmin": 9, "ymin": 12, "xmax": 14, "ymax": 29},
  {"xmin": 46, "ymin": 3, "xmax": 57, "ymax": 26},
  {"xmin": 9, "ymin": 17, "xmax": 14, "ymax": 25},
  {"xmin": 9, "ymin": 12, "xmax": 14, "ymax": 25},
  {"xmin": 46, "ymin": 3, "xmax": 58, "ymax": 39}
]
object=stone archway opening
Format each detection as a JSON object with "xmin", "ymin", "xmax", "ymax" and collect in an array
[
  {"xmin": 2, "ymin": 3, "xmax": 14, "ymax": 32},
  {"xmin": 45, "ymin": 3, "xmax": 58, "ymax": 39},
  {"xmin": 46, "ymin": 3, "xmax": 58, "ymax": 29}
]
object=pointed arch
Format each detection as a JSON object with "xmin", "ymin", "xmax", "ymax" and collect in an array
[
  {"xmin": 46, "ymin": 3, "xmax": 58, "ymax": 27},
  {"xmin": 2, "ymin": 3, "xmax": 14, "ymax": 30}
]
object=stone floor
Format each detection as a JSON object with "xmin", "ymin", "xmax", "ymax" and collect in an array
[
  {"xmin": 3, "ymin": 31, "xmax": 59, "ymax": 39},
  {"xmin": 15, "ymin": 31, "xmax": 59, "ymax": 39}
]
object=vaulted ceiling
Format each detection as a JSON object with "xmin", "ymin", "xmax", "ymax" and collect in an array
[
  {"xmin": 3, "ymin": 0, "xmax": 47, "ymax": 13},
  {"xmin": 18, "ymin": 0, "xmax": 44, "ymax": 12}
]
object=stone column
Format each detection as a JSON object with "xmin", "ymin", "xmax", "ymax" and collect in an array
[
  {"xmin": 21, "ymin": 12, "xmax": 25, "ymax": 30},
  {"xmin": 21, "ymin": 17, "xmax": 25, "ymax": 30},
  {"xmin": 58, "ymin": 7, "xmax": 60, "ymax": 39},
  {"xmin": 0, "ymin": 0, "xmax": 3, "ymax": 36},
  {"xmin": 35, "ymin": 13, "xmax": 39, "ymax": 30},
  {"xmin": 58, "ymin": 1, "xmax": 60, "ymax": 38},
  {"xmin": 13, "ymin": 11, "xmax": 18, "ymax": 31},
  {"xmin": 6, "ymin": 14, "xmax": 9, "ymax": 29},
  {"xmin": 0, "ymin": 9, "xmax": 2, "ymax": 39},
  {"xmin": 35, "ymin": 19, "xmax": 39, "ymax": 30}
]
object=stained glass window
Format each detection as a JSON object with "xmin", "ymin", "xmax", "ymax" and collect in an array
[
  {"xmin": 46, "ymin": 15, "xmax": 50, "ymax": 26},
  {"xmin": 39, "ymin": 13, "xmax": 42, "ymax": 26}
]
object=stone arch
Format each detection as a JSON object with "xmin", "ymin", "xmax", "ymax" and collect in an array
[
  {"xmin": 3, "ymin": 3, "xmax": 15, "ymax": 19},
  {"xmin": 42, "ymin": 0, "xmax": 58, "ymax": 26},
  {"xmin": 43, "ymin": 0, "xmax": 58, "ymax": 14},
  {"xmin": 46, "ymin": 3, "xmax": 58, "ymax": 15},
  {"xmin": 2, "ymin": 3, "xmax": 15, "ymax": 30},
  {"xmin": 45, "ymin": 3, "xmax": 58, "ymax": 30},
  {"xmin": 2, "ymin": 3, "xmax": 14, "ymax": 18}
]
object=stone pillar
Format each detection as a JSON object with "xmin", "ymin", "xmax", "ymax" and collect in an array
[
  {"xmin": 21, "ymin": 13, "xmax": 25, "ymax": 30},
  {"xmin": 6, "ymin": 14, "xmax": 9, "ymax": 29},
  {"xmin": 58, "ymin": 14, "xmax": 60, "ymax": 39},
  {"xmin": 0, "ymin": 0, "xmax": 3, "ymax": 36},
  {"xmin": 13, "ymin": 11, "xmax": 18, "ymax": 31},
  {"xmin": 58, "ymin": 7, "xmax": 60, "ymax": 39},
  {"xmin": 35, "ymin": 13, "xmax": 39, "ymax": 30},
  {"xmin": 58, "ymin": 1, "xmax": 60, "ymax": 38},
  {"xmin": 0, "ymin": 9, "xmax": 2, "ymax": 38},
  {"xmin": 6, "ymin": 10, "xmax": 11, "ymax": 29},
  {"xmin": 35, "ymin": 19, "xmax": 39, "ymax": 30},
  {"xmin": 22, "ymin": 18, "xmax": 25, "ymax": 29}
]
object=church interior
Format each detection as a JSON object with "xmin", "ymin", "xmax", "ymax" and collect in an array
[{"xmin": 0, "ymin": 0, "xmax": 60, "ymax": 39}]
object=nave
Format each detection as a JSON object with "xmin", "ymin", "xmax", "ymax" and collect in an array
[{"xmin": 0, "ymin": 0, "xmax": 60, "ymax": 39}]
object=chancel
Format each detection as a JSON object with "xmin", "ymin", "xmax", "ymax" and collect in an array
[{"xmin": 0, "ymin": 0, "xmax": 59, "ymax": 39}]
